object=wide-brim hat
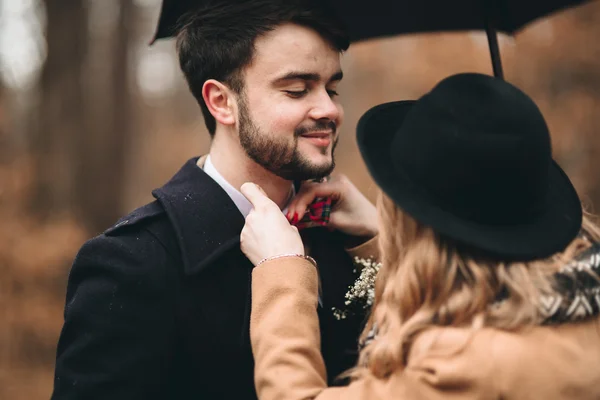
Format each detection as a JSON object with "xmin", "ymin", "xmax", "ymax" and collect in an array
[{"xmin": 357, "ymin": 73, "xmax": 582, "ymax": 261}]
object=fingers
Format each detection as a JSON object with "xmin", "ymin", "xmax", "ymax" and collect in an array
[
  {"xmin": 240, "ymin": 182, "xmax": 272, "ymax": 209},
  {"xmin": 287, "ymin": 180, "xmax": 342, "ymax": 221},
  {"xmin": 240, "ymin": 180, "xmax": 321, "ymax": 264}
]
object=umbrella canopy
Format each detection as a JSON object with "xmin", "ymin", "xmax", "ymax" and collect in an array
[
  {"xmin": 320, "ymin": 0, "xmax": 590, "ymax": 41},
  {"xmin": 325, "ymin": 0, "xmax": 591, "ymax": 78},
  {"xmin": 151, "ymin": 0, "xmax": 592, "ymax": 78},
  {"xmin": 151, "ymin": 0, "xmax": 197, "ymax": 42}
]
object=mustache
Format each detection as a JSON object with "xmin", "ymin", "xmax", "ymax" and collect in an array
[{"xmin": 295, "ymin": 121, "xmax": 337, "ymax": 137}]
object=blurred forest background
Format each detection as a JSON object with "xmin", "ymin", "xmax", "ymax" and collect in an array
[{"xmin": 1, "ymin": 0, "xmax": 600, "ymax": 398}]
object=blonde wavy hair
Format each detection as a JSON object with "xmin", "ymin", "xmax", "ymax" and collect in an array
[{"xmin": 351, "ymin": 192, "xmax": 600, "ymax": 380}]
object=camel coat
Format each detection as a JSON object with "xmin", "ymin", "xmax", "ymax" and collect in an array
[{"xmin": 250, "ymin": 252, "xmax": 600, "ymax": 400}]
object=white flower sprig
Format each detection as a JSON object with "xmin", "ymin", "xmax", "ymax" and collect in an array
[{"xmin": 332, "ymin": 256, "xmax": 381, "ymax": 320}]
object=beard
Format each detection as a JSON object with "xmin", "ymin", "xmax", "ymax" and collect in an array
[{"xmin": 237, "ymin": 95, "xmax": 337, "ymax": 181}]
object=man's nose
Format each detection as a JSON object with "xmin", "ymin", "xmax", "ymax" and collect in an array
[{"xmin": 308, "ymin": 90, "xmax": 341, "ymax": 122}]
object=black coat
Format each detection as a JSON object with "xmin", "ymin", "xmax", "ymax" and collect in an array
[{"xmin": 52, "ymin": 158, "xmax": 366, "ymax": 400}]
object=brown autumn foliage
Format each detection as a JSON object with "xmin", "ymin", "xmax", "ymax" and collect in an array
[{"xmin": 0, "ymin": 158, "xmax": 87, "ymax": 399}]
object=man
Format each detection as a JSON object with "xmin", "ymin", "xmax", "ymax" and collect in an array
[{"xmin": 52, "ymin": 1, "xmax": 378, "ymax": 399}]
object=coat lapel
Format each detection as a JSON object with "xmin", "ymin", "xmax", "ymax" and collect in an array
[
  {"xmin": 151, "ymin": 157, "xmax": 246, "ymax": 276},
  {"xmin": 152, "ymin": 158, "xmax": 255, "ymax": 372}
]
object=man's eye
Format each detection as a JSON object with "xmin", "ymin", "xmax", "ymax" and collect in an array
[
  {"xmin": 327, "ymin": 90, "xmax": 339, "ymax": 97},
  {"xmin": 285, "ymin": 90, "xmax": 308, "ymax": 98}
]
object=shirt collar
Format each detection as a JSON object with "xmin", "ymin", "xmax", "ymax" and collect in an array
[{"xmin": 202, "ymin": 154, "xmax": 293, "ymax": 218}]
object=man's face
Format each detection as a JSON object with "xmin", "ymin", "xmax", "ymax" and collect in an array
[{"xmin": 236, "ymin": 23, "xmax": 344, "ymax": 181}]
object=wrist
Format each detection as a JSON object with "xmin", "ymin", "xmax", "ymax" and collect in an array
[
  {"xmin": 354, "ymin": 222, "xmax": 378, "ymax": 239},
  {"xmin": 255, "ymin": 254, "xmax": 316, "ymax": 268}
]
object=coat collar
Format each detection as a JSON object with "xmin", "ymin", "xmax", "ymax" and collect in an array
[{"xmin": 152, "ymin": 157, "xmax": 246, "ymax": 275}]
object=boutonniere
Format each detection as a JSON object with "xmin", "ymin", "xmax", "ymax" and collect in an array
[{"xmin": 332, "ymin": 256, "xmax": 381, "ymax": 320}]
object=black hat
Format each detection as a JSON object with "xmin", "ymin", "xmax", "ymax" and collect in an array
[{"xmin": 357, "ymin": 73, "xmax": 582, "ymax": 261}]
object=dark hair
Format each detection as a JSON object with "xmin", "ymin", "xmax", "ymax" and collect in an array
[{"xmin": 176, "ymin": 0, "xmax": 349, "ymax": 136}]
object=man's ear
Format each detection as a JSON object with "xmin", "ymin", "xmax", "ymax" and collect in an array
[{"xmin": 202, "ymin": 79, "xmax": 236, "ymax": 127}]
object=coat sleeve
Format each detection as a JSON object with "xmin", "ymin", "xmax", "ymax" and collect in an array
[
  {"xmin": 51, "ymin": 229, "xmax": 177, "ymax": 400},
  {"xmin": 345, "ymin": 235, "xmax": 380, "ymax": 264},
  {"xmin": 250, "ymin": 256, "xmax": 496, "ymax": 400},
  {"xmin": 250, "ymin": 257, "xmax": 328, "ymax": 400}
]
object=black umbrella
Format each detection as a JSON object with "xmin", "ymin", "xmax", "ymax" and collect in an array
[{"xmin": 151, "ymin": 0, "xmax": 592, "ymax": 79}]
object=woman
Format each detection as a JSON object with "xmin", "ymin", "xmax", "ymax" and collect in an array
[{"xmin": 240, "ymin": 73, "xmax": 600, "ymax": 399}]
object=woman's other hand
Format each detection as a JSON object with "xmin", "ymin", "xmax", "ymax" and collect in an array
[{"xmin": 287, "ymin": 174, "xmax": 378, "ymax": 238}]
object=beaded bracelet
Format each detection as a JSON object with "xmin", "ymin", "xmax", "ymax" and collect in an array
[{"xmin": 256, "ymin": 254, "xmax": 317, "ymax": 268}]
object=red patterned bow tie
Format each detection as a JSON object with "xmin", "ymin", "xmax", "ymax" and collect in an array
[{"xmin": 290, "ymin": 196, "xmax": 332, "ymax": 230}]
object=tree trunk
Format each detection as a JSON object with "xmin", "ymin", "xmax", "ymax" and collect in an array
[
  {"xmin": 0, "ymin": 81, "xmax": 6, "ymax": 164},
  {"xmin": 30, "ymin": 0, "xmax": 87, "ymax": 218},
  {"xmin": 73, "ymin": 0, "xmax": 135, "ymax": 233}
]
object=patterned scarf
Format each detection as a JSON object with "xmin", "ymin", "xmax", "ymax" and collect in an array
[
  {"xmin": 542, "ymin": 241, "xmax": 600, "ymax": 323},
  {"xmin": 359, "ymin": 242, "xmax": 600, "ymax": 351}
]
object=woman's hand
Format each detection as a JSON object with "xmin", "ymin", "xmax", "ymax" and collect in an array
[
  {"xmin": 287, "ymin": 174, "xmax": 379, "ymax": 238},
  {"xmin": 240, "ymin": 183, "xmax": 305, "ymax": 266}
]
